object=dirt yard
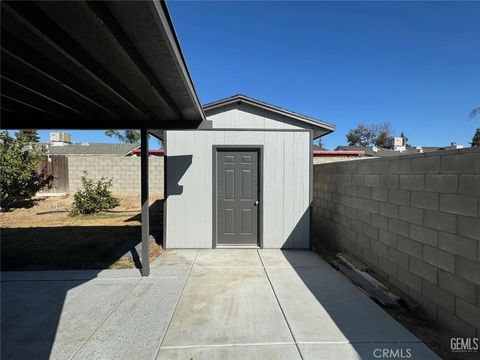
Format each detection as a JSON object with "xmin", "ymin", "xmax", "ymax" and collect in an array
[{"xmin": 0, "ymin": 194, "xmax": 164, "ymax": 271}]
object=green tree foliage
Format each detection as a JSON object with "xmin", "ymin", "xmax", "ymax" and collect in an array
[
  {"xmin": 105, "ymin": 130, "xmax": 163, "ymax": 148},
  {"xmin": 471, "ymin": 129, "xmax": 480, "ymax": 147},
  {"xmin": 346, "ymin": 122, "xmax": 393, "ymax": 147},
  {"xmin": 15, "ymin": 129, "xmax": 40, "ymax": 143},
  {"xmin": 0, "ymin": 131, "xmax": 52, "ymax": 210},
  {"xmin": 469, "ymin": 107, "xmax": 479, "ymax": 146},
  {"xmin": 68, "ymin": 172, "xmax": 120, "ymax": 216},
  {"xmin": 105, "ymin": 130, "xmax": 140, "ymax": 143}
]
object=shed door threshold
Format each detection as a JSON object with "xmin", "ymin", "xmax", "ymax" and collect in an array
[{"xmin": 215, "ymin": 245, "xmax": 260, "ymax": 249}]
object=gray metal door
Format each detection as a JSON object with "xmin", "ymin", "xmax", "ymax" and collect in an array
[{"xmin": 216, "ymin": 150, "xmax": 259, "ymax": 245}]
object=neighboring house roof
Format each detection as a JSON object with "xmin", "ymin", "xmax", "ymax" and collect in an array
[
  {"xmin": 420, "ymin": 146, "xmax": 462, "ymax": 152},
  {"xmin": 334, "ymin": 145, "xmax": 458, "ymax": 157},
  {"xmin": 127, "ymin": 149, "xmax": 164, "ymax": 156},
  {"xmin": 203, "ymin": 94, "xmax": 335, "ymax": 138},
  {"xmin": 313, "ymin": 144, "xmax": 326, "ymax": 151},
  {"xmin": 334, "ymin": 146, "xmax": 399, "ymax": 157},
  {"xmin": 313, "ymin": 150, "xmax": 365, "ymax": 157},
  {"xmin": 45, "ymin": 143, "xmax": 139, "ymax": 155}
]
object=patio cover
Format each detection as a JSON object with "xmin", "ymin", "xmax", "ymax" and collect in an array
[
  {"xmin": 1, "ymin": 0, "xmax": 205, "ymax": 276},
  {"xmin": 0, "ymin": 0, "xmax": 205, "ymax": 135}
]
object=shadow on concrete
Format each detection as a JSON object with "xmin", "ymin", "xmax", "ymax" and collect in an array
[
  {"xmin": 1, "ymin": 271, "xmax": 102, "ymax": 360},
  {"xmin": 277, "ymin": 218, "xmax": 439, "ymax": 359},
  {"xmin": 0, "ymin": 198, "xmax": 166, "ymax": 359}
]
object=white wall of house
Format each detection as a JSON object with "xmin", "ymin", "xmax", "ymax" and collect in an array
[{"xmin": 164, "ymin": 103, "xmax": 313, "ymax": 249}]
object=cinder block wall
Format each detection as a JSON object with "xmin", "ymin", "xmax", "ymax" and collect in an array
[
  {"xmin": 68, "ymin": 155, "xmax": 164, "ymax": 195},
  {"xmin": 312, "ymin": 147, "xmax": 480, "ymax": 336},
  {"xmin": 313, "ymin": 156, "xmax": 365, "ymax": 165}
]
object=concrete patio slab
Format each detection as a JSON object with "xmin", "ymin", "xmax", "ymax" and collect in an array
[
  {"xmin": 194, "ymin": 249, "xmax": 262, "ymax": 267},
  {"xmin": 81, "ymin": 269, "xmax": 143, "ymax": 279},
  {"xmin": 156, "ymin": 344, "xmax": 301, "ymax": 360},
  {"xmin": 1, "ymin": 270, "xmax": 96, "ymax": 282},
  {"xmin": 1, "ymin": 249, "xmax": 440, "ymax": 360},
  {"xmin": 259, "ymin": 249, "xmax": 331, "ymax": 267},
  {"xmin": 72, "ymin": 277, "xmax": 187, "ymax": 360},
  {"xmin": 160, "ymin": 264, "xmax": 293, "ymax": 347},
  {"xmin": 1, "ymin": 278, "xmax": 138, "ymax": 360},
  {"xmin": 149, "ymin": 266, "xmax": 191, "ymax": 278},
  {"xmin": 150, "ymin": 249, "xmax": 199, "ymax": 268},
  {"xmin": 0, "ymin": 269, "xmax": 143, "ymax": 281},
  {"xmin": 265, "ymin": 264, "xmax": 419, "ymax": 343}
]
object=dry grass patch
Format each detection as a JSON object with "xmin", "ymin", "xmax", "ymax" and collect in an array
[{"xmin": 1, "ymin": 194, "xmax": 164, "ymax": 270}]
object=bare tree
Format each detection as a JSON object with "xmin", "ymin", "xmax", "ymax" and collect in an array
[
  {"xmin": 346, "ymin": 122, "xmax": 393, "ymax": 147},
  {"xmin": 470, "ymin": 107, "xmax": 480, "ymax": 118},
  {"xmin": 105, "ymin": 130, "xmax": 140, "ymax": 143},
  {"xmin": 346, "ymin": 123, "xmax": 372, "ymax": 146},
  {"xmin": 371, "ymin": 122, "xmax": 393, "ymax": 147}
]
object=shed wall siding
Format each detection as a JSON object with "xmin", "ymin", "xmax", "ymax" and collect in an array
[
  {"xmin": 165, "ymin": 129, "xmax": 311, "ymax": 249},
  {"xmin": 207, "ymin": 103, "xmax": 311, "ymax": 131}
]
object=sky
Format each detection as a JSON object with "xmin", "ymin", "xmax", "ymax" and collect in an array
[{"xmin": 37, "ymin": 1, "xmax": 479, "ymax": 149}]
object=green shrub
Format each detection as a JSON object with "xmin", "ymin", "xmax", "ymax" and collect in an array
[
  {"xmin": 69, "ymin": 172, "xmax": 119, "ymax": 216},
  {"xmin": 0, "ymin": 131, "xmax": 52, "ymax": 211}
]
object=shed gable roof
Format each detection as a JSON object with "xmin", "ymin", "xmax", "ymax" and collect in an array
[{"xmin": 203, "ymin": 95, "xmax": 335, "ymax": 138}]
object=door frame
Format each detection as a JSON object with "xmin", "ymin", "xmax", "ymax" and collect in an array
[{"xmin": 212, "ymin": 145, "xmax": 263, "ymax": 249}]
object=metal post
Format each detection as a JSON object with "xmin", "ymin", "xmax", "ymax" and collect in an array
[{"xmin": 141, "ymin": 128, "xmax": 150, "ymax": 276}]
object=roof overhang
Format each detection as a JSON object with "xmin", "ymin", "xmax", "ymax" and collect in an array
[
  {"xmin": 1, "ymin": 0, "xmax": 205, "ymax": 138},
  {"xmin": 203, "ymin": 94, "xmax": 335, "ymax": 138}
]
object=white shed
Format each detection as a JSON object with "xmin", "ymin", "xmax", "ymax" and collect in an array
[{"xmin": 163, "ymin": 95, "xmax": 334, "ymax": 249}]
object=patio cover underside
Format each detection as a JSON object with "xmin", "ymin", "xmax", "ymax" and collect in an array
[
  {"xmin": 0, "ymin": 0, "xmax": 204, "ymax": 136},
  {"xmin": 1, "ymin": 0, "xmax": 205, "ymax": 276}
]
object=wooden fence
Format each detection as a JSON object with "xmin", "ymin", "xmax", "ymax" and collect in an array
[{"xmin": 37, "ymin": 155, "xmax": 69, "ymax": 194}]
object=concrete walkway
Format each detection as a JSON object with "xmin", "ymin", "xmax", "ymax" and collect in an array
[{"xmin": 1, "ymin": 250, "xmax": 439, "ymax": 360}]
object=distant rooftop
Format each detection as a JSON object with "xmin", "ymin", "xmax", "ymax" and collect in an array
[
  {"xmin": 335, "ymin": 145, "xmax": 464, "ymax": 157},
  {"xmin": 44, "ymin": 143, "xmax": 139, "ymax": 156}
]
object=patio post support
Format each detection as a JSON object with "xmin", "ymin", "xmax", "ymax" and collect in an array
[{"xmin": 140, "ymin": 128, "xmax": 150, "ymax": 276}]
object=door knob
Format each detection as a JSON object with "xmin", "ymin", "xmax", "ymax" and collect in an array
[{"xmin": 254, "ymin": 200, "xmax": 259, "ymax": 206}]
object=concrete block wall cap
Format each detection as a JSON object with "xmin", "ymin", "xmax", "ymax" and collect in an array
[{"xmin": 458, "ymin": 146, "xmax": 480, "ymax": 154}]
